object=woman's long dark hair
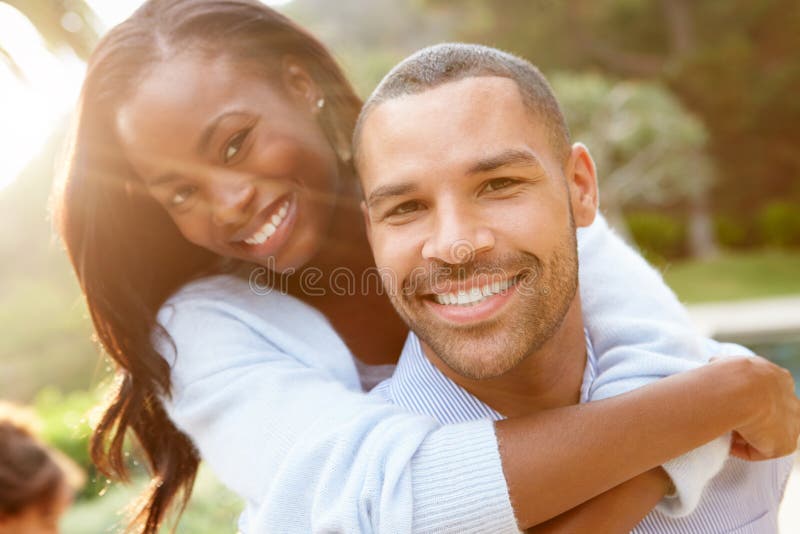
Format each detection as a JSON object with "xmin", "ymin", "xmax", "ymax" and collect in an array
[{"xmin": 53, "ymin": 1, "xmax": 362, "ymax": 531}]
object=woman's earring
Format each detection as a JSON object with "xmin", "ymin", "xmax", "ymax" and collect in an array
[{"xmin": 316, "ymin": 98, "xmax": 325, "ymax": 110}]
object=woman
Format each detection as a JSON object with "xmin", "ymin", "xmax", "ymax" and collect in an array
[
  {"xmin": 0, "ymin": 402, "xmax": 84, "ymax": 534},
  {"xmin": 54, "ymin": 0, "xmax": 798, "ymax": 532}
]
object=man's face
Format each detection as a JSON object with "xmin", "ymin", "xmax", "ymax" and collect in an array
[{"xmin": 358, "ymin": 76, "xmax": 597, "ymax": 379}]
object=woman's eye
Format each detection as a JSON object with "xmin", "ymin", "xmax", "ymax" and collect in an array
[
  {"xmin": 483, "ymin": 178, "xmax": 518, "ymax": 193},
  {"xmin": 223, "ymin": 128, "xmax": 251, "ymax": 163},
  {"xmin": 170, "ymin": 185, "xmax": 197, "ymax": 207}
]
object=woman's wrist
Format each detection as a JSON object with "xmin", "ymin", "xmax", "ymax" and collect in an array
[
  {"xmin": 653, "ymin": 467, "xmax": 676, "ymax": 497},
  {"xmin": 697, "ymin": 358, "xmax": 763, "ymax": 429}
]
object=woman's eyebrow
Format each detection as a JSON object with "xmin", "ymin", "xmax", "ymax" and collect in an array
[
  {"xmin": 196, "ymin": 110, "xmax": 250, "ymax": 155},
  {"xmin": 147, "ymin": 172, "xmax": 181, "ymax": 188}
]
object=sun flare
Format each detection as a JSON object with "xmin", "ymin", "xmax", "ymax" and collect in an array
[{"xmin": 0, "ymin": 0, "xmax": 294, "ymax": 191}]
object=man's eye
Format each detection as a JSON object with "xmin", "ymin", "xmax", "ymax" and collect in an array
[
  {"xmin": 223, "ymin": 128, "xmax": 251, "ymax": 163},
  {"xmin": 386, "ymin": 201, "xmax": 422, "ymax": 218},
  {"xmin": 482, "ymin": 178, "xmax": 518, "ymax": 193},
  {"xmin": 170, "ymin": 185, "xmax": 197, "ymax": 207}
]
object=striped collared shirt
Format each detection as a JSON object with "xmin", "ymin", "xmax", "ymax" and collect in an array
[{"xmin": 370, "ymin": 333, "xmax": 792, "ymax": 533}]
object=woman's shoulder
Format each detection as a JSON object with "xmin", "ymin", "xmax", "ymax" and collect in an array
[
  {"xmin": 161, "ymin": 272, "xmax": 328, "ymax": 330},
  {"xmin": 156, "ymin": 272, "xmax": 358, "ymax": 390}
]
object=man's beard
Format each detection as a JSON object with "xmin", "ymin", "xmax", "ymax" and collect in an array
[{"xmin": 389, "ymin": 230, "xmax": 579, "ymax": 380}]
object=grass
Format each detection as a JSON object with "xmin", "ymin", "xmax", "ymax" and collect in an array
[{"xmin": 661, "ymin": 249, "xmax": 800, "ymax": 303}]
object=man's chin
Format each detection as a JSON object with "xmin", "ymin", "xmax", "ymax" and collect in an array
[
  {"xmin": 409, "ymin": 322, "xmax": 521, "ymax": 378},
  {"xmin": 435, "ymin": 345, "xmax": 522, "ymax": 380}
]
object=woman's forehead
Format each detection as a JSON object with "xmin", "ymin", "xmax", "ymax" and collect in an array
[
  {"xmin": 114, "ymin": 55, "xmax": 284, "ymax": 163},
  {"xmin": 123, "ymin": 54, "xmax": 279, "ymax": 117}
]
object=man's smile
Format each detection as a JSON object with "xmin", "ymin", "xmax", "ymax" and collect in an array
[{"xmin": 418, "ymin": 275, "xmax": 521, "ymax": 325}]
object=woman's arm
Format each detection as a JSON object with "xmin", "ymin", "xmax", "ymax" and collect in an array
[
  {"xmin": 577, "ymin": 213, "xmax": 731, "ymax": 514},
  {"xmin": 528, "ymin": 468, "xmax": 672, "ymax": 534},
  {"xmin": 158, "ymin": 282, "xmax": 798, "ymax": 533},
  {"xmin": 498, "ymin": 355, "xmax": 799, "ymax": 530},
  {"xmin": 158, "ymin": 290, "xmax": 518, "ymax": 533}
]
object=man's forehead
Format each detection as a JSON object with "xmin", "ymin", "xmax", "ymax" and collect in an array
[
  {"xmin": 360, "ymin": 76, "xmax": 530, "ymax": 162},
  {"xmin": 367, "ymin": 75, "xmax": 524, "ymax": 125},
  {"xmin": 358, "ymin": 76, "xmax": 547, "ymax": 188}
]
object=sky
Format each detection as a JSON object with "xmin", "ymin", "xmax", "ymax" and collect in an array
[{"xmin": 0, "ymin": 0, "xmax": 292, "ymax": 191}]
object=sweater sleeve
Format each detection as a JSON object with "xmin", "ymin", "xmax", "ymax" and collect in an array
[
  {"xmin": 156, "ymin": 293, "xmax": 518, "ymax": 534},
  {"xmin": 577, "ymin": 214, "xmax": 730, "ymax": 517}
]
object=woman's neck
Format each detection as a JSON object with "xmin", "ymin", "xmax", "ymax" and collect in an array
[
  {"xmin": 290, "ymin": 182, "xmax": 407, "ymax": 365},
  {"xmin": 309, "ymin": 169, "xmax": 374, "ymax": 273}
]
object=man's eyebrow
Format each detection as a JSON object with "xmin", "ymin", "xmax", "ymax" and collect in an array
[
  {"xmin": 468, "ymin": 149, "xmax": 545, "ymax": 174},
  {"xmin": 196, "ymin": 110, "xmax": 249, "ymax": 156},
  {"xmin": 366, "ymin": 182, "xmax": 420, "ymax": 208}
]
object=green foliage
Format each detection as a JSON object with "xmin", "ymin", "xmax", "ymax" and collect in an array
[
  {"xmin": 757, "ymin": 201, "xmax": 800, "ymax": 248},
  {"xmin": 61, "ymin": 467, "xmax": 244, "ymax": 534},
  {"xmin": 550, "ymin": 72, "xmax": 712, "ymax": 210},
  {"xmin": 286, "ymin": 0, "xmax": 452, "ymax": 97},
  {"xmin": 625, "ymin": 212, "xmax": 686, "ymax": 263},
  {"xmin": 714, "ymin": 214, "xmax": 751, "ymax": 249},
  {"xmin": 431, "ymin": 0, "xmax": 800, "ymax": 216},
  {"xmin": 0, "ymin": 123, "xmax": 101, "ymax": 402},
  {"xmin": 33, "ymin": 387, "xmax": 108, "ymax": 500}
]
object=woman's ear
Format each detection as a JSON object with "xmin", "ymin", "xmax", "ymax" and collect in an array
[
  {"xmin": 281, "ymin": 56, "xmax": 321, "ymax": 114},
  {"xmin": 564, "ymin": 142, "xmax": 599, "ymax": 228}
]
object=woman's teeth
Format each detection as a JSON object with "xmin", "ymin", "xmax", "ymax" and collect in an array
[
  {"xmin": 433, "ymin": 278, "xmax": 516, "ymax": 306},
  {"xmin": 243, "ymin": 200, "xmax": 290, "ymax": 245}
]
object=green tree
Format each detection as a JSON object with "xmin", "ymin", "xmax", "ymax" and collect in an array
[
  {"xmin": 429, "ymin": 0, "xmax": 800, "ymax": 217},
  {"xmin": 551, "ymin": 72, "xmax": 713, "ymax": 254},
  {"xmin": 286, "ymin": 0, "xmax": 453, "ymax": 95}
]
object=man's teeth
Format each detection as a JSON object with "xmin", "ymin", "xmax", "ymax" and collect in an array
[
  {"xmin": 433, "ymin": 278, "xmax": 515, "ymax": 306},
  {"xmin": 243, "ymin": 201, "xmax": 290, "ymax": 245}
]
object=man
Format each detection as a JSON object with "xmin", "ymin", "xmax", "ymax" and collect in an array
[{"xmin": 354, "ymin": 43, "xmax": 793, "ymax": 532}]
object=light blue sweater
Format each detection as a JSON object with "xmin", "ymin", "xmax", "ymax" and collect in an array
[{"xmin": 156, "ymin": 215, "xmax": 730, "ymax": 533}]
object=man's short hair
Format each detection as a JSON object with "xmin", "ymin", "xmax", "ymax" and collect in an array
[{"xmin": 353, "ymin": 43, "xmax": 572, "ymax": 168}]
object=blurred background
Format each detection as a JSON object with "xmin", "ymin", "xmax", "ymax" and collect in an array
[{"xmin": 1, "ymin": 0, "xmax": 798, "ymax": 531}]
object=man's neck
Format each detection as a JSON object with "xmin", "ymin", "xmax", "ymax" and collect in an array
[{"xmin": 423, "ymin": 297, "xmax": 588, "ymax": 418}]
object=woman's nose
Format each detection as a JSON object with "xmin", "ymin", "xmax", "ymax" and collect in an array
[{"xmin": 210, "ymin": 180, "xmax": 257, "ymax": 227}]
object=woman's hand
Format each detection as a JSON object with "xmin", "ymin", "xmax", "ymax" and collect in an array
[{"xmin": 713, "ymin": 355, "xmax": 800, "ymax": 460}]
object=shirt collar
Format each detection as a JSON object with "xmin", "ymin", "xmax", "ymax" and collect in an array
[{"xmin": 388, "ymin": 331, "xmax": 597, "ymax": 423}]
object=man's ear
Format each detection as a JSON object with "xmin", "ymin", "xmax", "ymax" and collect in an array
[
  {"xmin": 360, "ymin": 200, "xmax": 373, "ymax": 247},
  {"xmin": 564, "ymin": 142, "xmax": 599, "ymax": 228},
  {"xmin": 281, "ymin": 56, "xmax": 320, "ymax": 114}
]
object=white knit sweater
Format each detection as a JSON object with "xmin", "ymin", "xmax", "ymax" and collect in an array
[{"xmin": 157, "ymin": 214, "xmax": 729, "ymax": 533}]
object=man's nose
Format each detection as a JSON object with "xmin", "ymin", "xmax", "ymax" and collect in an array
[
  {"xmin": 421, "ymin": 203, "xmax": 494, "ymax": 264},
  {"xmin": 209, "ymin": 177, "xmax": 257, "ymax": 227}
]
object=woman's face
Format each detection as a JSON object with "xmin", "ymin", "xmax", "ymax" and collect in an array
[{"xmin": 115, "ymin": 53, "xmax": 341, "ymax": 272}]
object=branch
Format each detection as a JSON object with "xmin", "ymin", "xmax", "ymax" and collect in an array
[{"xmin": 659, "ymin": 0, "xmax": 694, "ymax": 54}]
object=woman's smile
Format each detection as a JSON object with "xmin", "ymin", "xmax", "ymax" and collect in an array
[{"xmin": 230, "ymin": 192, "xmax": 298, "ymax": 262}]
